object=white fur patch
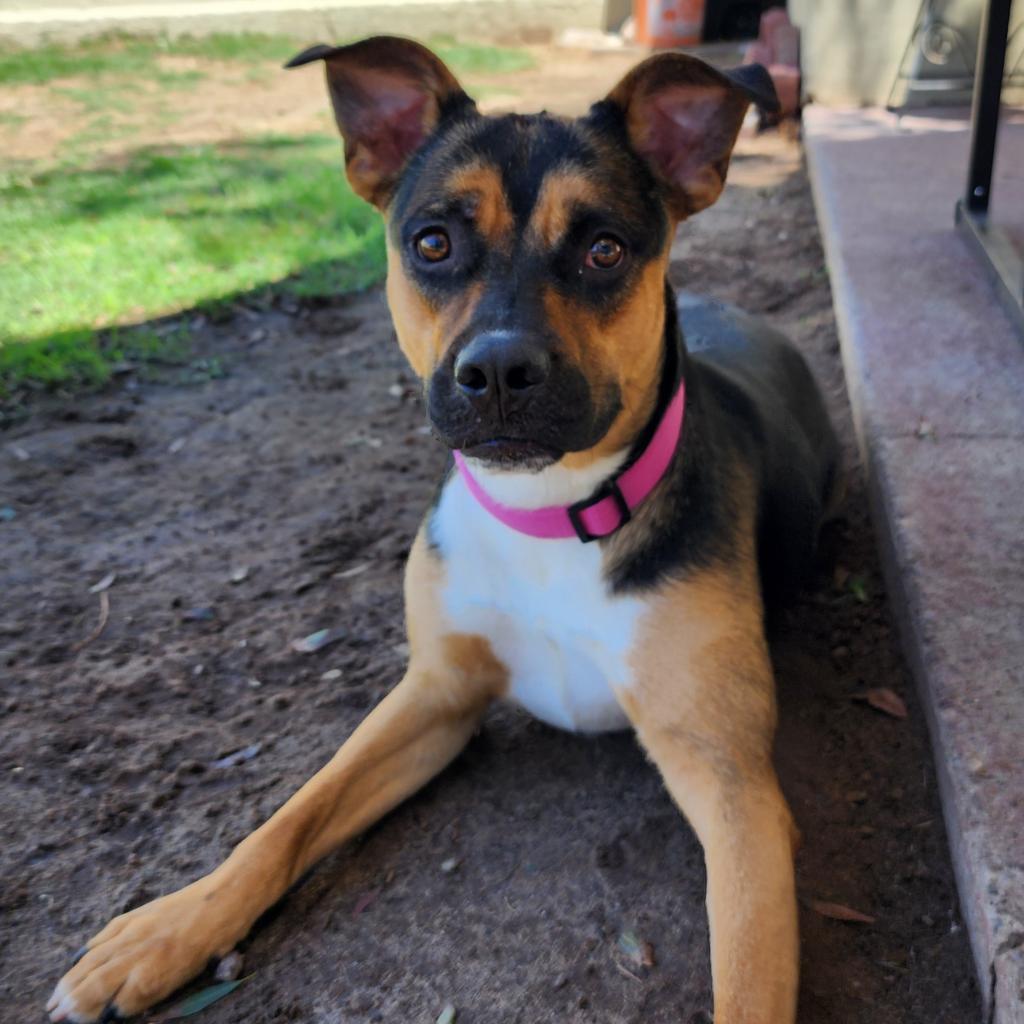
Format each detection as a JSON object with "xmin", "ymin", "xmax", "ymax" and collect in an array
[{"xmin": 433, "ymin": 456, "xmax": 644, "ymax": 734}]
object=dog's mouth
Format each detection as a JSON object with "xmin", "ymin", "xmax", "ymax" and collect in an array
[{"xmin": 459, "ymin": 437, "xmax": 562, "ymax": 470}]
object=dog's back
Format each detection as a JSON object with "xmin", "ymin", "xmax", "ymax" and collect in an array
[{"xmin": 680, "ymin": 293, "xmax": 841, "ymax": 602}]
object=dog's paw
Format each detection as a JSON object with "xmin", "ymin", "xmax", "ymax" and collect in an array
[{"xmin": 47, "ymin": 880, "xmax": 229, "ymax": 1022}]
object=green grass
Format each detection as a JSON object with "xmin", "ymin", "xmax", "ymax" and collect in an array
[
  {"xmin": 0, "ymin": 135, "xmax": 386, "ymax": 394},
  {"xmin": 0, "ymin": 32, "xmax": 290, "ymax": 86},
  {"xmin": 0, "ymin": 32, "xmax": 535, "ymax": 395},
  {"xmin": 430, "ymin": 37, "xmax": 535, "ymax": 75},
  {"xmin": 0, "ymin": 31, "xmax": 534, "ymax": 88}
]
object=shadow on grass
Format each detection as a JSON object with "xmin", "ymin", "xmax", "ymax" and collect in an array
[
  {"xmin": 0, "ymin": 134, "xmax": 387, "ymax": 396},
  {"xmin": 0, "ymin": 251, "xmax": 383, "ymax": 425}
]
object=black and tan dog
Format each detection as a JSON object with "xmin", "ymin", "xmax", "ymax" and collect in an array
[{"xmin": 49, "ymin": 37, "xmax": 840, "ymax": 1023}]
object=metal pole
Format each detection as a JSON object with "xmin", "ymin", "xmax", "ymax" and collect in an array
[{"xmin": 964, "ymin": 0, "xmax": 1013, "ymax": 214}]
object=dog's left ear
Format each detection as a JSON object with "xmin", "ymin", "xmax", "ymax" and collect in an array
[
  {"xmin": 602, "ymin": 54, "xmax": 779, "ymax": 220},
  {"xmin": 286, "ymin": 36, "xmax": 474, "ymax": 208}
]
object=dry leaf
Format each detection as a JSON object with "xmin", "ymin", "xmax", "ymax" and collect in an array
[
  {"xmin": 352, "ymin": 888, "xmax": 380, "ymax": 918},
  {"xmin": 290, "ymin": 628, "xmax": 344, "ymax": 654},
  {"xmin": 151, "ymin": 976, "xmax": 251, "ymax": 1020},
  {"xmin": 88, "ymin": 572, "xmax": 116, "ymax": 594},
  {"xmin": 848, "ymin": 575, "xmax": 869, "ymax": 603},
  {"xmin": 211, "ymin": 743, "xmax": 262, "ymax": 770},
  {"xmin": 335, "ymin": 563, "xmax": 370, "ymax": 580},
  {"xmin": 617, "ymin": 930, "xmax": 656, "ymax": 969},
  {"xmin": 810, "ymin": 900, "xmax": 875, "ymax": 924},
  {"xmin": 853, "ymin": 688, "xmax": 908, "ymax": 719}
]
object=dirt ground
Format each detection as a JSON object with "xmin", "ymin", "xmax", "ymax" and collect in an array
[{"xmin": 0, "ymin": 52, "xmax": 981, "ymax": 1024}]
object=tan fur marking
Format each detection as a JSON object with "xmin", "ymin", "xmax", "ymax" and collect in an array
[
  {"xmin": 528, "ymin": 169, "xmax": 602, "ymax": 250},
  {"xmin": 386, "ymin": 243, "xmax": 485, "ymax": 377},
  {"xmin": 616, "ymin": 495, "xmax": 799, "ymax": 1023},
  {"xmin": 547, "ymin": 245, "xmax": 669, "ymax": 469},
  {"xmin": 444, "ymin": 162, "xmax": 514, "ymax": 246},
  {"xmin": 52, "ymin": 530, "xmax": 506, "ymax": 1020}
]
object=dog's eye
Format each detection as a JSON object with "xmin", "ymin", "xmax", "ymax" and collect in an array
[
  {"xmin": 586, "ymin": 236, "xmax": 624, "ymax": 270},
  {"xmin": 415, "ymin": 229, "xmax": 451, "ymax": 263}
]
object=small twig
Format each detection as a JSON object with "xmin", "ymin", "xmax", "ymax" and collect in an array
[
  {"xmin": 613, "ymin": 961, "xmax": 644, "ymax": 984},
  {"xmin": 73, "ymin": 591, "xmax": 109, "ymax": 653}
]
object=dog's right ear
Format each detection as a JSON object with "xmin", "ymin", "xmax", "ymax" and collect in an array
[{"xmin": 286, "ymin": 36, "xmax": 474, "ymax": 209}]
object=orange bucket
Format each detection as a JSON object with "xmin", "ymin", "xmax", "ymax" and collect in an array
[{"xmin": 634, "ymin": 0, "xmax": 706, "ymax": 47}]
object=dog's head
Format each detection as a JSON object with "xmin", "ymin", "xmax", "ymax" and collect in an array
[{"xmin": 289, "ymin": 37, "xmax": 775, "ymax": 470}]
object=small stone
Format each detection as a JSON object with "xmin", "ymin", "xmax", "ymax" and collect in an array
[
  {"xmin": 271, "ymin": 693, "xmax": 290, "ymax": 711},
  {"xmin": 215, "ymin": 950, "xmax": 244, "ymax": 981},
  {"xmin": 440, "ymin": 857, "xmax": 461, "ymax": 874},
  {"xmin": 182, "ymin": 606, "xmax": 215, "ymax": 622},
  {"xmin": 321, "ymin": 668, "xmax": 343, "ymax": 681}
]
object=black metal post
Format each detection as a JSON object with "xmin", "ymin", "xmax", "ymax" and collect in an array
[
  {"xmin": 963, "ymin": 0, "xmax": 1013, "ymax": 214},
  {"xmin": 955, "ymin": 0, "xmax": 1024, "ymax": 337}
]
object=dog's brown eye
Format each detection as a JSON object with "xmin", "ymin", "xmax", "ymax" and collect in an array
[
  {"xmin": 586, "ymin": 236, "xmax": 624, "ymax": 270},
  {"xmin": 415, "ymin": 229, "xmax": 451, "ymax": 263}
]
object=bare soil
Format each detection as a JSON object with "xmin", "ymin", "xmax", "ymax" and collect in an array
[{"xmin": 0, "ymin": 72, "xmax": 980, "ymax": 1024}]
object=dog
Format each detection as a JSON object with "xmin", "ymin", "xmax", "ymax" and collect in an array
[{"xmin": 48, "ymin": 37, "xmax": 840, "ymax": 1023}]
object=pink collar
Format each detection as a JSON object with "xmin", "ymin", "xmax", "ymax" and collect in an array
[{"xmin": 453, "ymin": 382, "xmax": 686, "ymax": 542}]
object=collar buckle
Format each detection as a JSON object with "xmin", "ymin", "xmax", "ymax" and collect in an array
[{"xmin": 567, "ymin": 477, "xmax": 631, "ymax": 543}]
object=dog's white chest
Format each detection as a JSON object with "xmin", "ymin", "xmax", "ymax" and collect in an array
[{"xmin": 433, "ymin": 470, "xmax": 644, "ymax": 734}]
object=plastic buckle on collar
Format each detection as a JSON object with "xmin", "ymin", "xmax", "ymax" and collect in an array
[{"xmin": 567, "ymin": 478, "xmax": 631, "ymax": 543}]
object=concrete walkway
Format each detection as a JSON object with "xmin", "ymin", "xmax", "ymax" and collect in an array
[
  {"xmin": 0, "ymin": 0, "xmax": 603, "ymax": 44},
  {"xmin": 804, "ymin": 105, "xmax": 1024, "ymax": 1024}
]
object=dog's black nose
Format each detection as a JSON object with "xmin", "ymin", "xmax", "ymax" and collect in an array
[{"xmin": 454, "ymin": 331, "xmax": 551, "ymax": 409}]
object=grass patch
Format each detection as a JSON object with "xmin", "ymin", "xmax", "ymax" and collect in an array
[
  {"xmin": 0, "ymin": 134, "xmax": 385, "ymax": 394},
  {"xmin": 430, "ymin": 36, "xmax": 535, "ymax": 75},
  {"xmin": 0, "ymin": 32, "xmax": 535, "ymax": 394},
  {"xmin": 0, "ymin": 31, "xmax": 534, "ymax": 88},
  {"xmin": 0, "ymin": 32, "xmax": 288, "ymax": 86}
]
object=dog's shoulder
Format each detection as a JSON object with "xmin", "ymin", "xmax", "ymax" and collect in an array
[{"xmin": 605, "ymin": 296, "xmax": 840, "ymax": 601}]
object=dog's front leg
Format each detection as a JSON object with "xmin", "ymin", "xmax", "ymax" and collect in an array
[
  {"xmin": 49, "ymin": 534, "xmax": 503, "ymax": 1023},
  {"xmin": 618, "ymin": 570, "xmax": 799, "ymax": 1024}
]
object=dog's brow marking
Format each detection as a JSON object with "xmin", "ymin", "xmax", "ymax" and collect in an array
[
  {"xmin": 529, "ymin": 169, "xmax": 602, "ymax": 250},
  {"xmin": 444, "ymin": 162, "xmax": 514, "ymax": 245}
]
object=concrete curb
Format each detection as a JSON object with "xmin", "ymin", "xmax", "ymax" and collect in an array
[{"xmin": 804, "ymin": 104, "xmax": 1024, "ymax": 1024}]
